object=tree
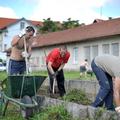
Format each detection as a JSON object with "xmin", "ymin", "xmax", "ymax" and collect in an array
[
  {"xmin": 38, "ymin": 18, "xmax": 60, "ymax": 33},
  {"xmin": 62, "ymin": 18, "xmax": 80, "ymax": 30},
  {"xmin": 37, "ymin": 18, "xmax": 85, "ymax": 34}
]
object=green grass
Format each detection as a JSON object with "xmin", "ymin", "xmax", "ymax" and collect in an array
[
  {"xmin": 64, "ymin": 71, "xmax": 95, "ymax": 80},
  {"xmin": 0, "ymin": 71, "xmax": 7, "ymax": 81},
  {"xmin": 62, "ymin": 89, "xmax": 92, "ymax": 105},
  {"xmin": 0, "ymin": 70, "xmax": 95, "ymax": 81},
  {"xmin": 0, "ymin": 105, "xmax": 24, "ymax": 120},
  {"xmin": 31, "ymin": 70, "xmax": 95, "ymax": 80},
  {"xmin": 31, "ymin": 105, "xmax": 78, "ymax": 120},
  {"xmin": 1, "ymin": 114, "xmax": 24, "ymax": 120}
]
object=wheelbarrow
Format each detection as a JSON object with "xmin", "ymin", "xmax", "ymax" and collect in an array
[{"xmin": 0, "ymin": 75, "xmax": 47, "ymax": 119}]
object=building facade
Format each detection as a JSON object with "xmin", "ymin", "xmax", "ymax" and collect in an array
[{"xmin": 30, "ymin": 17, "xmax": 120, "ymax": 71}]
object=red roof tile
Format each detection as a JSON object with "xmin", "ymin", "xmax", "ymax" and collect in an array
[
  {"xmin": 28, "ymin": 20, "xmax": 43, "ymax": 27},
  {"xmin": 32, "ymin": 17, "xmax": 120, "ymax": 48},
  {"xmin": 0, "ymin": 18, "xmax": 17, "ymax": 29},
  {"xmin": 0, "ymin": 17, "xmax": 43, "ymax": 29}
]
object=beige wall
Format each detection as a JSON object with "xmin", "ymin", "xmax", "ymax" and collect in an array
[
  {"xmin": 31, "ymin": 35, "xmax": 120, "ymax": 71},
  {"xmin": 0, "ymin": 33, "xmax": 3, "ymax": 51}
]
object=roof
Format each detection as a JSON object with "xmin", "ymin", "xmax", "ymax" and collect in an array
[
  {"xmin": 32, "ymin": 17, "xmax": 120, "ymax": 48},
  {"xmin": 93, "ymin": 19, "xmax": 105, "ymax": 23},
  {"xmin": 0, "ymin": 17, "xmax": 43, "ymax": 29},
  {"xmin": 0, "ymin": 18, "xmax": 17, "ymax": 29}
]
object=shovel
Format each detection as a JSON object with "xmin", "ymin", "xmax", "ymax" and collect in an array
[{"xmin": 23, "ymin": 36, "xmax": 29, "ymax": 75}]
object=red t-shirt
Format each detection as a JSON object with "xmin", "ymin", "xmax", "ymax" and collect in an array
[{"xmin": 46, "ymin": 48, "xmax": 70, "ymax": 68}]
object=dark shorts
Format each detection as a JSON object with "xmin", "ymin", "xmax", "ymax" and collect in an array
[
  {"xmin": 80, "ymin": 66, "xmax": 86, "ymax": 72},
  {"xmin": 8, "ymin": 59, "xmax": 26, "ymax": 75}
]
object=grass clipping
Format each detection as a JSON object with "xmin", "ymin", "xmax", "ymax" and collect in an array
[
  {"xmin": 32, "ymin": 105, "xmax": 74, "ymax": 120},
  {"xmin": 62, "ymin": 89, "xmax": 92, "ymax": 105}
]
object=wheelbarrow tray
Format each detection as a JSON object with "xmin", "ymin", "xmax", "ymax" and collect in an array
[{"xmin": 3, "ymin": 75, "xmax": 47, "ymax": 98}]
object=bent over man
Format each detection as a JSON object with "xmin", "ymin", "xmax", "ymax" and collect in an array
[
  {"xmin": 46, "ymin": 45, "xmax": 70, "ymax": 97},
  {"xmin": 91, "ymin": 55, "xmax": 120, "ymax": 112}
]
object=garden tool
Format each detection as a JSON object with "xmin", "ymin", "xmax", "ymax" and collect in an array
[
  {"xmin": 44, "ymin": 50, "xmax": 56, "ymax": 95},
  {"xmin": 23, "ymin": 36, "xmax": 29, "ymax": 75}
]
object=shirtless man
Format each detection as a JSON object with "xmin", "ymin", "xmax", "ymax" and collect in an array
[{"xmin": 8, "ymin": 26, "xmax": 35, "ymax": 75}]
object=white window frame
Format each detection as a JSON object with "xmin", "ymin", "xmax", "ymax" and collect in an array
[
  {"xmin": 102, "ymin": 44, "xmax": 110, "ymax": 54},
  {"xmin": 111, "ymin": 43, "xmax": 119, "ymax": 56},
  {"xmin": 20, "ymin": 22, "xmax": 25, "ymax": 30},
  {"xmin": 73, "ymin": 47, "xmax": 78, "ymax": 64}
]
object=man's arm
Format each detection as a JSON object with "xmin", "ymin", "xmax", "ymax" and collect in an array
[
  {"xmin": 47, "ymin": 61, "xmax": 55, "ymax": 75},
  {"xmin": 11, "ymin": 35, "xmax": 20, "ymax": 46},
  {"xmin": 27, "ymin": 46, "xmax": 32, "ymax": 58},
  {"xmin": 113, "ymin": 77, "xmax": 120, "ymax": 107},
  {"xmin": 58, "ymin": 63, "xmax": 65, "ymax": 72}
]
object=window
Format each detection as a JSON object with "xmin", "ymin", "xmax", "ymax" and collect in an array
[
  {"xmin": 0, "ymin": 35, "xmax": 2, "ymax": 42},
  {"xmin": 41, "ymin": 56, "xmax": 46, "ymax": 65},
  {"xmin": 92, "ymin": 45, "xmax": 98, "ymax": 59},
  {"xmin": 4, "ymin": 29, "xmax": 8, "ymax": 37},
  {"xmin": 111, "ymin": 43, "xmax": 119, "ymax": 56},
  {"xmin": 20, "ymin": 22, "xmax": 25, "ymax": 30},
  {"xmin": 0, "ymin": 44, "xmax": 2, "ymax": 51},
  {"xmin": 84, "ymin": 46, "xmax": 91, "ymax": 63},
  {"xmin": 102, "ymin": 44, "xmax": 110, "ymax": 54},
  {"xmin": 4, "ymin": 44, "xmax": 7, "ymax": 51},
  {"xmin": 36, "ymin": 57, "xmax": 40, "ymax": 65},
  {"xmin": 73, "ymin": 47, "xmax": 78, "ymax": 64},
  {"xmin": 31, "ymin": 57, "xmax": 40, "ymax": 66},
  {"xmin": 30, "ymin": 57, "xmax": 35, "ymax": 67}
]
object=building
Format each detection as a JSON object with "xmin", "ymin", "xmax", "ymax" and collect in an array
[{"xmin": 30, "ymin": 17, "xmax": 120, "ymax": 71}]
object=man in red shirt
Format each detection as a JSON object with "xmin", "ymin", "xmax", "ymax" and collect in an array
[{"xmin": 46, "ymin": 45, "xmax": 70, "ymax": 97}]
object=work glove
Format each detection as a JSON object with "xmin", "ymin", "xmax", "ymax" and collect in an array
[
  {"xmin": 54, "ymin": 70, "xmax": 59, "ymax": 76},
  {"xmin": 115, "ymin": 106, "xmax": 120, "ymax": 113},
  {"xmin": 51, "ymin": 73, "xmax": 56, "ymax": 79},
  {"xmin": 54, "ymin": 70, "xmax": 60, "ymax": 76},
  {"xmin": 22, "ymin": 51, "xmax": 30, "ymax": 58},
  {"xmin": 51, "ymin": 70, "xmax": 60, "ymax": 79}
]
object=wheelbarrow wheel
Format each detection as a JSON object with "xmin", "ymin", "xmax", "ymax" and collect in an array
[{"xmin": 21, "ymin": 95, "xmax": 33, "ymax": 119}]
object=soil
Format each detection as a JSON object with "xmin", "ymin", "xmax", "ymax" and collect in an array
[{"xmin": 37, "ymin": 86, "xmax": 61, "ymax": 99}]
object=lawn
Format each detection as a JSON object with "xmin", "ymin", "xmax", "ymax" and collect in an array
[
  {"xmin": 0, "ymin": 70, "xmax": 95, "ymax": 81},
  {"xmin": 31, "ymin": 70, "xmax": 95, "ymax": 80},
  {"xmin": 0, "ymin": 71, "xmax": 8, "ymax": 81}
]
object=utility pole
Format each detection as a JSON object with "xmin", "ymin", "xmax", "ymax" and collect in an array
[{"xmin": 100, "ymin": 6, "xmax": 103, "ymax": 18}]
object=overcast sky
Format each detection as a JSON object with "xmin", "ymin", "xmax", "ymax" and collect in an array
[{"xmin": 0, "ymin": 0, "xmax": 120, "ymax": 24}]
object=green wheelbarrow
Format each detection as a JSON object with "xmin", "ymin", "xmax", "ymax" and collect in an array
[{"xmin": 0, "ymin": 75, "xmax": 47, "ymax": 119}]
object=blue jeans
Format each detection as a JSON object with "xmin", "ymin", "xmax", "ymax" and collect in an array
[
  {"xmin": 8, "ymin": 59, "xmax": 26, "ymax": 75},
  {"xmin": 91, "ymin": 60, "xmax": 114, "ymax": 110}
]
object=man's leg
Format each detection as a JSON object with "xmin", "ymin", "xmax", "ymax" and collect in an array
[
  {"xmin": 104, "ymin": 73, "xmax": 114, "ymax": 110},
  {"xmin": 56, "ymin": 69, "xmax": 66, "ymax": 97},
  {"xmin": 19, "ymin": 61, "xmax": 26, "ymax": 74},
  {"xmin": 8, "ymin": 59, "xmax": 20, "ymax": 75},
  {"xmin": 91, "ymin": 60, "xmax": 111, "ymax": 109}
]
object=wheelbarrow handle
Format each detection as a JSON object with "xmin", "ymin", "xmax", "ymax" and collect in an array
[{"xmin": 3, "ymin": 93, "xmax": 38, "ymax": 108}]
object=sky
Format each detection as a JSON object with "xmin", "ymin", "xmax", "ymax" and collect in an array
[{"xmin": 0, "ymin": 0, "xmax": 120, "ymax": 24}]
